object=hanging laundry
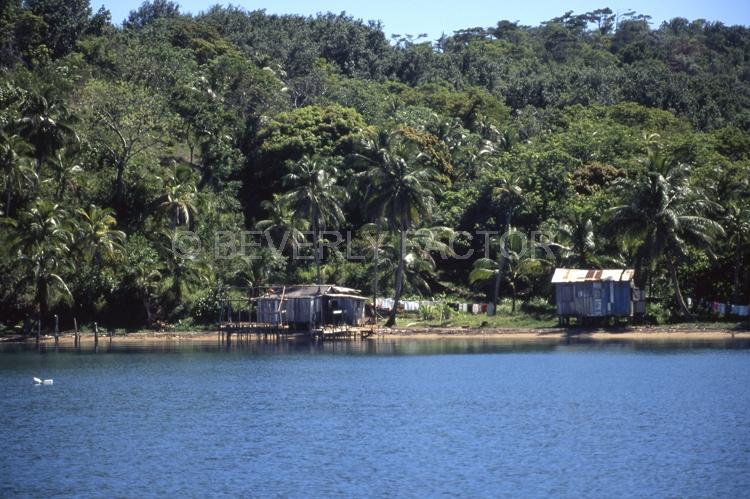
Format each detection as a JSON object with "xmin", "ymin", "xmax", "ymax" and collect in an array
[
  {"xmin": 487, "ymin": 303, "xmax": 495, "ymax": 316},
  {"xmin": 403, "ymin": 301, "xmax": 419, "ymax": 312},
  {"xmin": 377, "ymin": 298, "xmax": 394, "ymax": 311}
]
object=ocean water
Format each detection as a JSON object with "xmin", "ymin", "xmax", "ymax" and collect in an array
[{"xmin": 1, "ymin": 338, "xmax": 749, "ymax": 498}]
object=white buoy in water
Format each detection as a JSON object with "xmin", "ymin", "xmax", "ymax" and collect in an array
[
  {"xmin": 33, "ymin": 377, "xmax": 53, "ymax": 385},
  {"xmin": 33, "ymin": 377, "xmax": 42, "ymax": 384}
]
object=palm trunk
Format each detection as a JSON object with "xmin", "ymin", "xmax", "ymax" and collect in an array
[
  {"xmin": 491, "ymin": 209, "xmax": 512, "ymax": 315},
  {"xmin": 4, "ymin": 186, "xmax": 11, "ymax": 216},
  {"xmin": 373, "ymin": 220, "xmax": 380, "ymax": 322},
  {"xmin": 143, "ymin": 295, "xmax": 153, "ymax": 325},
  {"xmin": 491, "ymin": 271, "xmax": 501, "ymax": 315},
  {"xmin": 312, "ymin": 206, "xmax": 321, "ymax": 285},
  {"xmin": 510, "ymin": 283, "xmax": 517, "ymax": 312},
  {"xmin": 733, "ymin": 239, "xmax": 742, "ymax": 305},
  {"xmin": 385, "ymin": 225, "xmax": 406, "ymax": 327},
  {"xmin": 173, "ymin": 267, "xmax": 182, "ymax": 305},
  {"xmin": 37, "ymin": 277, "xmax": 48, "ymax": 332},
  {"xmin": 665, "ymin": 257, "xmax": 691, "ymax": 317}
]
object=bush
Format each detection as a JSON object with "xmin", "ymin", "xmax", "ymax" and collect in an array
[{"xmin": 191, "ymin": 287, "xmax": 226, "ymax": 324}]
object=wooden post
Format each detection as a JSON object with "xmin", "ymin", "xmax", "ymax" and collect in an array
[
  {"xmin": 94, "ymin": 322, "xmax": 99, "ymax": 346},
  {"xmin": 36, "ymin": 316, "xmax": 41, "ymax": 346},
  {"xmin": 54, "ymin": 315, "xmax": 59, "ymax": 345},
  {"xmin": 73, "ymin": 318, "xmax": 79, "ymax": 347}
]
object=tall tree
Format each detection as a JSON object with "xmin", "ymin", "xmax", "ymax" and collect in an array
[
  {"xmin": 362, "ymin": 131, "xmax": 439, "ymax": 326},
  {"xmin": 470, "ymin": 229, "xmax": 553, "ymax": 312},
  {"xmin": 7, "ymin": 200, "xmax": 72, "ymax": 327},
  {"xmin": 610, "ymin": 140, "xmax": 724, "ymax": 316},
  {"xmin": 77, "ymin": 80, "xmax": 174, "ymax": 210},
  {"xmin": 159, "ymin": 228, "xmax": 211, "ymax": 306},
  {"xmin": 48, "ymin": 148, "xmax": 82, "ymax": 201},
  {"xmin": 256, "ymin": 194, "xmax": 309, "ymax": 257},
  {"xmin": 26, "ymin": 0, "xmax": 93, "ymax": 57},
  {"xmin": 75, "ymin": 204, "xmax": 125, "ymax": 264},
  {"xmin": 15, "ymin": 91, "xmax": 77, "ymax": 179},
  {"xmin": 154, "ymin": 163, "xmax": 199, "ymax": 230},
  {"xmin": 282, "ymin": 155, "xmax": 346, "ymax": 284},
  {"xmin": 0, "ymin": 133, "xmax": 35, "ymax": 215},
  {"xmin": 487, "ymin": 172, "xmax": 523, "ymax": 314},
  {"xmin": 557, "ymin": 214, "xmax": 600, "ymax": 268}
]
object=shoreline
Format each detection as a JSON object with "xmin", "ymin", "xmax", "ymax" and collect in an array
[{"xmin": 3, "ymin": 324, "xmax": 749, "ymax": 345}]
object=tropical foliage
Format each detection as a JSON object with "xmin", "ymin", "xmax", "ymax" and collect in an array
[{"xmin": 1, "ymin": 1, "xmax": 749, "ymax": 331}]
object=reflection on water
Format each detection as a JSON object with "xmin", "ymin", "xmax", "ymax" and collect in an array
[{"xmin": 3, "ymin": 334, "xmax": 750, "ymax": 356}]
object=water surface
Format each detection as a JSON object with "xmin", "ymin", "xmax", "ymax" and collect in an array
[{"xmin": 2, "ymin": 338, "xmax": 749, "ymax": 497}]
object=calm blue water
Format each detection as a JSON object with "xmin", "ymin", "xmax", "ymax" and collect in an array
[{"xmin": 2, "ymin": 338, "xmax": 750, "ymax": 498}]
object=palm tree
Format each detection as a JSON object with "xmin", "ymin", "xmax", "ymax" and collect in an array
[
  {"xmin": 391, "ymin": 226, "xmax": 453, "ymax": 297},
  {"xmin": 557, "ymin": 214, "xmax": 599, "ymax": 267},
  {"xmin": 486, "ymin": 172, "xmax": 523, "ymax": 314},
  {"xmin": 75, "ymin": 204, "xmax": 126, "ymax": 264},
  {"xmin": 361, "ymin": 132, "xmax": 440, "ymax": 326},
  {"xmin": 256, "ymin": 194, "xmax": 309, "ymax": 257},
  {"xmin": 159, "ymin": 228, "xmax": 212, "ymax": 306},
  {"xmin": 7, "ymin": 200, "xmax": 73, "ymax": 328},
  {"xmin": 154, "ymin": 163, "xmax": 198, "ymax": 230},
  {"xmin": 0, "ymin": 133, "xmax": 35, "ymax": 215},
  {"xmin": 121, "ymin": 235, "xmax": 163, "ymax": 326},
  {"xmin": 15, "ymin": 91, "xmax": 78, "ymax": 177},
  {"xmin": 282, "ymin": 155, "xmax": 347, "ymax": 284},
  {"xmin": 711, "ymin": 168, "xmax": 750, "ymax": 306},
  {"xmin": 49, "ymin": 149, "xmax": 83, "ymax": 201},
  {"xmin": 359, "ymin": 221, "xmax": 391, "ymax": 318},
  {"xmin": 130, "ymin": 258, "xmax": 162, "ymax": 325},
  {"xmin": 610, "ymin": 140, "xmax": 724, "ymax": 316},
  {"xmin": 470, "ymin": 229, "xmax": 553, "ymax": 312},
  {"xmin": 724, "ymin": 200, "xmax": 750, "ymax": 305}
]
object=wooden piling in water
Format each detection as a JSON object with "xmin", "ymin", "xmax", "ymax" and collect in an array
[
  {"xmin": 54, "ymin": 315, "xmax": 59, "ymax": 345},
  {"xmin": 94, "ymin": 322, "xmax": 99, "ymax": 346},
  {"xmin": 73, "ymin": 318, "xmax": 79, "ymax": 347}
]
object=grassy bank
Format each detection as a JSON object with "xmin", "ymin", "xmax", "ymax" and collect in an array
[
  {"xmin": 385, "ymin": 299, "xmax": 558, "ymax": 329},
  {"xmin": 382, "ymin": 298, "xmax": 750, "ymax": 332}
]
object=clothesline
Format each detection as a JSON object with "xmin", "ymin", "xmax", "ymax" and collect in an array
[
  {"xmin": 374, "ymin": 298, "xmax": 492, "ymax": 314},
  {"xmin": 710, "ymin": 302, "xmax": 749, "ymax": 317}
]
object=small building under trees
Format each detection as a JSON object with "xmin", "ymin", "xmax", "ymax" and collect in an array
[
  {"xmin": 551, "ymin": 269, "xmax": 645, "ymax": 324},
  {"xmin": 256, "ymin": 285, "xmax": 367, "ymax": 331}
]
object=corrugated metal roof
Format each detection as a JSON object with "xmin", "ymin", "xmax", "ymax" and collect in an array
[
  {"xmin": 325, "ymin": 293, "xmax": 368, "ymax": 300},
  {"xmin": 551, "ymin": 268, "xmax": 634, "ymax": 283},
  {"xmin": 260, "ymin": 284, "xmax": 364, "ymax": 299}
]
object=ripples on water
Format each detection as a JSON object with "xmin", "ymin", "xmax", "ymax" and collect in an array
[{"xmin": 2, "ymin": 337, "xmax": 749, "ymax": 497}]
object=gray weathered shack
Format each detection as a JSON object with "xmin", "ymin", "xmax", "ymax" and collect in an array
[
  {"xmin": 552, "ymin": 268, "xmax": 645, "ymax": 322},
  {"xmin": 256, "ymin": 285, "xmax": 367, "ymax": 330}
]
